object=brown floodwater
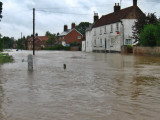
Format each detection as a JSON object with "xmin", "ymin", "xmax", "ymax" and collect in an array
[{"xmin": 0, "ymin": 50, "xmax": 160, "ymax": 120}]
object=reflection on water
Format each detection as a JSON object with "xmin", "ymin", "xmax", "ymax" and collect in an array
[{"xmin": 0, "ymin": 50, "xmax": 160, "ymax": 120}]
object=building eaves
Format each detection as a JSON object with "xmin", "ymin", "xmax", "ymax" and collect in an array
[{"xmin": 93, "ymin": 6, "xmax": 144, "ymax": 28}]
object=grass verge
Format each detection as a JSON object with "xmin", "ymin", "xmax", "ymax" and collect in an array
[{"xmin": 0, "ymin": 53, "xmax": 13, "ymax": 64}]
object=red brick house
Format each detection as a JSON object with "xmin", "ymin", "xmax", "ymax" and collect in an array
[
  {"xmin": 28, "ymin": 34, "xmax": 48, "ymax": 50},
  {"xmin": 58, "ymin": 23, "xmax": 83, "ymax": 46}
]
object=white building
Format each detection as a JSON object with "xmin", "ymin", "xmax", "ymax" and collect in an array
[{"xmin": 85, "ymin": 0, "xmax": 144, "ymax": 52}]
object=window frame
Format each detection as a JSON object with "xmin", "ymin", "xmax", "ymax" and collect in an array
[
  {"xmin": 77, "ymin": 36, "xmax": 81, "ymax": 39},
  {"xmin": 104, "ymin": 26, "xmax": 107, "ymax": 34},
  {"xmin": 110, "ymin": 24, "xmax": 113, "ymax": 33},
  {"xmin": 116, "ymin": 23, "xmax": 119, "ymax": 31},
  {"xmin": 125, "ymin": 39, "xmax": 132, "ymax": 45}
]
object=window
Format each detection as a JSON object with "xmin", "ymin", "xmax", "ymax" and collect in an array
[
  {"xmin": 116, "ymin": 23, "xmax": 119, "ymax": 31},
  {"xmin": 77, "ymin": 36, "xmax": 81, "ymax": 39},
  {"xmin": 110, "ymin": 38, "xmax": 114, "ymax": 46},
  {"xmin": 104, "ymin": 26, "xmax": 106, "ymax": 33},
  {"xmin": 125, "ymin": 39, "xmax": 132, "ymax": 45},
  {"xmin": 94, "ymin": 39, "xmax": 96, "ymax": 46},
  {"xmin": 100, "ymin": 28, "xmax": 102, "ymax": 35},
  {"xmin": 111, "ymin": 25, "xmax": 113, "ymax": 33},
  {"xmin": 100, "ymin": 39, "xmax": 102, "ymax": 47},
  {"xmin": 94, "ymin": 30, "xmax": 96, "ymax": 36}
]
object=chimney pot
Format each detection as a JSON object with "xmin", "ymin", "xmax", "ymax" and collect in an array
[
  {"xmin": 133, "ymin": 0, "xmax": 137, "ymax": 6},
  {"xmin": 114, "ymin": 3, "xmax": 121, "ymax": 12},
  {"xmin": 94, "ymin": 13, "xmax": 99, "ymax": 23},
  {"xmin": 64, "ymin": 25, "xmax": 68, "ymax": 31},
  {"xmin": 71, "ymin": 23, "xmax": 76, "ymax": 29}
]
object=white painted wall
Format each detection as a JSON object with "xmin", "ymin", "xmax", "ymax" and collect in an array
[
  {"xmin": 85, "ymin": 19, "xmax": 136, "ymax": 52},
  {"xmin": 92, "ymin": 22, "xmax": 122, "ymax": 52},
  {"xmin": 82, "ymin": 41, "xmax": 86, "ymax": 52},
  {"xmin": 121, "ymin": 19, "xmax": 136, "ymax": 45},
  {"xmin": 86, "ymin": 30, "xmax": 93, "ymax": 52}
]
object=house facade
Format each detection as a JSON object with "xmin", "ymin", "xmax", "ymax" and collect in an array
[
  {"xmin": 28, "ymin": 34, "xmax": 48, "ymax": 50},
  {"xmin": 85, "ymin": 0, "xmax": 144, "ymax": 52},
  {"xmin": 58, "ymin": 23, "xmax": 83, "ymax": 46}
]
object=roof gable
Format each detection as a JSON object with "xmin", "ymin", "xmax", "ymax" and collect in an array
[
  {"xmin": 67, "ymin": 28, "xmax": 83, "ymax": 36},
  {"xmin": 59, "ymin": 29, "xmax": 71, "ymax": 36},
  {"xmin": 93, "ymin": 6, "xmax": 144, "ymax": 28},
  {"xmin": 28, "ymin": 36, "xmax": 48, "ymax": 42}
]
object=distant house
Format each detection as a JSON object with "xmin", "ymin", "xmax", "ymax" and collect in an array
[
  {"xmin": 58, "ymin": 23, "xmax": 83, "ymax": 46},
  {"xmin": 84, "ymin": 0, "xmax": 145, "ymax": 52},
  {"xmin": 28, "ymin": 34, "xmax": 49, "ymax": 50},
  {"xmin": 13, "ymin": 42, "xmax": 17, "ymax": 49}
]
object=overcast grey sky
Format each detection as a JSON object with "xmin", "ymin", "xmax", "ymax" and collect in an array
[{"xmin": 0, "ymin": 0, "xmax": 159, "ymax": 39}]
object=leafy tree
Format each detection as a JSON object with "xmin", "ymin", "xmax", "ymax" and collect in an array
[
  {"xmin": 17, "ymin": 38, "xmax": 23, "ymax": 49},
  {"xmin": 156, "ymin": 22, "xmax": 160, "ymax": 46},
  {"xmin": 140, "ymin": 24, "xmax": 157, "ymax": 46},
  {"xmin": 0, "ymin": 1, "xmax": 2, "ymax": 21},
  {"xmin": 0, "ymin": 38, "xmax": 4, "ymax": 51},
  {"xmin": 45, "ymin": 34, "xmax": 57, "ymax": 47},
  {"xmin": 45, "ymin": 31, "xmax": 52, "ymax": 36},
  {"xmin": 76, "ymin": 22, "xmax": 91, "ymax": 35},
  {"xmin": 132, "ymin": 13, "xmax": 158, "ymax": 42},
  {"xmin": 2, "ymin": 36, "xmax": 14, "ymax": 49}
]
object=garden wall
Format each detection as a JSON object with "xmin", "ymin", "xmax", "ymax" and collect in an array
[
  {"xmin": 70, "ymin": 46, "xmax": 79, "ymax": 51},
  {"xmin": 121, "ymin": 46, "xmax": 133, "ymax": 54},
  {"xmin": 133, "ymin": 46, "xmax": 160, "ymax": 56}
]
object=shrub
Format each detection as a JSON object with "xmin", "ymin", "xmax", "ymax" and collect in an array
[
  {"xmin": 0, "ymin": 38, "xmax": 4, "ymax": 51},
  {"xmin": 0, "ymin": 53, "xmax": 13, "ymax": 64},
  {"xmin": 44, "ymin": 44, "xmax": 70, "ymax": 51},
  {"xmin": 140, "ymin": 24, "xmax": 157, "ymax": 47},
  {"xmin": 156, "ymin": 23, "xmax": 160, "ymax": 46}
]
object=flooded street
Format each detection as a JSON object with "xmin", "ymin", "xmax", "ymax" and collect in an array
[{"xmin": 0, "ymin": 50, "xmax": 160, "ymax": 120}]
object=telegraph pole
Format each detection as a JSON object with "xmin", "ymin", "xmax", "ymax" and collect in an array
[
  {"xmin": 33, "ymin": 8, "xmax": 35, "ymax": 55},
  {"xmin": 21, "ymin": 32, "xmax": 22, "ymax": 50}
]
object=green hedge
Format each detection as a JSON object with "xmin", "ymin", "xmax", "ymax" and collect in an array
[
  {"xmin": 44, "ymin": 44, "xmax": 70, "ymax": 51},
  {"xmin": 140, "ymin": 23, "xmax": 160, "ymax": 46}
]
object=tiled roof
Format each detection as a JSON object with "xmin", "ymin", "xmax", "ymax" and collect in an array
[
  {"xmin": 38, "ymin": 36, "xmax": 49, "ymax": 41},
  {"xmin": 93, "ymin": 6, "xmax": 144, "ymax": 28},
  {"xmin": 59, "ymin": 29, "xmax": 71, "ymax": 36},
  {"xmin": 28, "ymin": 36, "xmax": 49, "ymax": 42},
  {"xmin": 86, "ymin": 24, "xmax": 94, "ymax": 32}
]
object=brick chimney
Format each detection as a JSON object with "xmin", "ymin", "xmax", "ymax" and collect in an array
[
  {"xmin": 71, "ymin": 23, "xmax": 76, "ymax": 29},
  {"xmin": 94, "ymin": 13, "xmax": 99, "ymax": 23},
  {"xmin": 114, "ymin": 3, "xmax": 121, "ymax": 12},
  {"xmin": 133, "ymin": 0, "xmax": 137, "ymax": 7},
  {"xmin": 64, "ymin": 25, "xmax": 68, "ymax": 31}
]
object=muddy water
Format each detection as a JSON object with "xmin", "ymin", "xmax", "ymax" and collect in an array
[{"xmin": 0, "ymin": 50, "xmax": 160, "ymax": 120}]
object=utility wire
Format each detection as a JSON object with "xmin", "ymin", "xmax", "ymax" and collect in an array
[{"xmin": 36, "ymin": 10, "xmax": 91, "ymax": 15}]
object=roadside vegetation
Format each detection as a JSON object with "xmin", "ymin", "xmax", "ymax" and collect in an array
[
  {"xmin": 132, "ymin": 13, "xmax": 160, "ymax": 47},
  {"xmin": 0, "ymin": 53, "xmax": 13, "ymax": 64},
  {"xmin": 44, "ymin": 44, "xmax": 70, "ymax": 50}
]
